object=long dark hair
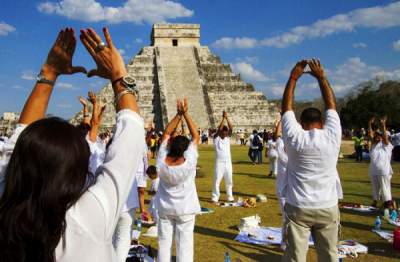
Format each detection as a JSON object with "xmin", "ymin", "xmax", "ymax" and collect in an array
[
  {"xmin": 0, "ymin": 117, "xmax": 93, "ymax": 262},
  {"xmin": 167, "ymin": 135, "xmax": 190, "ymax": 158}
]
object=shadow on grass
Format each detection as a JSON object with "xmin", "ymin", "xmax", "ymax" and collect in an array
[
  {"xmin": 194, "ymin": 225, "xmax": 238, "ymax": 240},
  {"xmin": 341, "ymin": 221, "xmax": 373, "ymax": 232},
  {"xmin": 218, "ymin": 240, "xmax": 283, "ymax": 261},
  {"xmin": 235, "ymin": 172, "xmax": 273, "ymax": 180},
  {"xmin": 339, "ymin": 208, "xmax": 377, "ymax": 218},
  {"xmin": 367, "ymin": 242, "xmax": 400, "ymax": 259}
]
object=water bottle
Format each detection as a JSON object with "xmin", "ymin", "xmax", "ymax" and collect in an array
[
  {"xmin": 391, "ymin": 210, "xmax": 398, "ymax": 221},
  {"xmin": 374, "ymin": 216, "xmax": 381, "ymax": 230},
  {"xmin": 137, "ymin": 217, "xmax": 142, "ymax": 232},
  {"xmin": 384, "ymin": 208, "xmax": 390, "ymax": 220},
  {"xmin": 224, "ymin": 252, "xmax": 231, "ymax": 262}
]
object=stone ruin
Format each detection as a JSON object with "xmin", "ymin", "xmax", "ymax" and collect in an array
[{"xmin": 71, "ymin": 23, "xmax": 278, "ymax": 131}]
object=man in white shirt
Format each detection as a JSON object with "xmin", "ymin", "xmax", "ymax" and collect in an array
[
  {"xmin": 212, "ymin": 111, "xmax": 234, "ymax": 203},
  {"xmin": 281, "ymin": 59, "xmax": 342, "ymax": 262}
]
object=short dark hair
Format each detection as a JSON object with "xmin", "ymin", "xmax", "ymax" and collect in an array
[
  {"xmin": 300, "ymin": 107, "xmax": 322, "ymax": 125},
  {"xmin": 252, "ymin": 129, "xmax": 258, "ymax": 134},
  {"xmin": 146, "ymin": 165, "xmax": 157, "ymax": 175},
  {"xmin": 222, "ymin": 126, "xmax": 229, "ymax": 132},
  {"xmin": 167, "ymin": 135, "xmax": 190, "ymax": 158}
]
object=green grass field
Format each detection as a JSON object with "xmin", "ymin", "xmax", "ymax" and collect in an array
[{"xmin": 140, "ymin": 144, "xmax": 400, "ymax": 262}]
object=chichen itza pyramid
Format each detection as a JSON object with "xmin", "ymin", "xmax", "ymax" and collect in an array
[{"xmin": 71, "ymin": 23, "xmax": 278, "ymax": 131}]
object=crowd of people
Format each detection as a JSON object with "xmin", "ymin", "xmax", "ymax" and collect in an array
[{"xmin": 0, "ymin": 27, "xmax": 396, "ymax": 262}]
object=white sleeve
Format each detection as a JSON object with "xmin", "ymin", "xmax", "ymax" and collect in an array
[
  {"xmin": 0, "ymin": 124, "xmax": 27, "ymax": 197},
  {"xmin": 184, "ymin": 142, "xmax": 199, "ymax": 168},
  {"xmin": 282, "ymin": 111, "xmax": 302, "ymax": 145},
  {"xmin": 323, "ymin": 109, "xmax": 342, "ymax": 145},
  {"xmin": 157, "ymin": 139, "xmax": 169, "ymax": 165},
  {"xmin": 72, "ymin": 110, "xmax": 145, "ymax": 239}
]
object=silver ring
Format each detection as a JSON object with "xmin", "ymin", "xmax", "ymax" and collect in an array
[{"xmin": 95, "ymin": 42, "xmax": 106, "ymax": 53}]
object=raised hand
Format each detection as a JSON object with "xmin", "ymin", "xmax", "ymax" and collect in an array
[
  {"xmin": 223, "ymin": 111, "xmax": 228, "ymax": 119},
  {"xmin": 306, "ymin": 58, "xmax": 326, "ymax": 80},
  {"xmin": 44, "ymin": 28, "xmax": 86, "ymax": 78},
  {"xmin": 80, "ymin": 27, "xmax": 127, "ymax": 81},
  {"xmin": 290, "ymin": 60, "xmax": 307, "ymax": 81},
  {"xmin": 369, "ymin": 117, "xmax": 376, "ymax": 124},
  {"xmin": 182, "ymin": 97, "xmax": 189, "ymax": 114},
  {"xmin": 177, "ymin": 99, "xmax": 184, "ymax": 115},
  {"xmin": 79, "ymin": 96, "xmax": 88, "ymax": 107},
  {"xmin": 88, "ymin": 91, "xmax": 106, "ymax": 127},
  {"xmin": 88, "ymin": 91, "xmax": 97, "ymax": 105},
  {"xmin": 381, "ymin": 116, "xmax": 387, "ymax": 125}
]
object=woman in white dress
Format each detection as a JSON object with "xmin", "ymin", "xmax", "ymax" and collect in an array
[{"xmin": 155, "ymin": 98, "xmax": 201, "ymax": 262}]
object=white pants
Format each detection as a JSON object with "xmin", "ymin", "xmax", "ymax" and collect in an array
[
  {"xmin": 370, "ymin": 175, "xmax": 392, "ymax": 201},
  {"xmin": 269, "ymin": 156, "xmax": 278, "ymax": 175},
  {"xmin": 113, "ymin": 208, "xmax": 135, "ymax": 262},
  {"xmin": 158, "ymin": 214, "xmax": 196, "ymax": 262},
  {"xmin": 212, "ymin": 161, "xmax": 233, "ymax": 202}
]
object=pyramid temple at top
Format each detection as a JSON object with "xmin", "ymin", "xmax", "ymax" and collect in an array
[{"xmin": 71, "ymin": 23, "xmax": 278, "ymax": 131}]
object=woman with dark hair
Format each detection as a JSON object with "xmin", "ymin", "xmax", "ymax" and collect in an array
[
  {"xmin": 0, "ymin": 27, "xmax": 144, "ymax": 262},
  {"xmin": 155, "ymin": 98, "xmax": 200, "ymax": 262}
]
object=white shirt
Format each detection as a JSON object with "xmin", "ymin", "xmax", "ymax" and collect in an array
[
  {"xmin": 267, "ymin": 140, "xmax": 278, "ymax": 158},
  {"xmin": 276, "ymin": 137, "xmax": 288, "ymax": 196},
  {"xmin": 125, "ymin": 144, "xmax": 148, "ymax": 211},
  {"xmin": 150, "ymin": 178, "xmax": 159, "ymax": 193},
  {"xmin": 249, "ymin": 134, "xmax": 262, "ymax": 150},
  {"xmin": 87, "ymin": 136, "xmax": 106, "ymax": 175},
  {"xmin": 155, "ymin": 139, "xmax": 201, "ymax": 216},
  {"xmin": 390, "ymin": 133, "xmax": 400, "ymax": 147},
  {"xmin": 0, "ymin": 110, "xmax": 145, "ymax": 262},
  {"xmin": 282, "ymin": 110, "xmax": 343, "ymax": 209},
  {"xmin": 214, "ymin": 136, "xmax": 231, "ymax": 162},
  {"xmin": 369, "ymin": 141, "xmax": 394, "ymax": 176}
]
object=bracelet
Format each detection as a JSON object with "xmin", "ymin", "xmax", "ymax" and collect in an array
[
  {"xmin": 83, "ymin": 114, "xmax": 90, "ymax": 117},
  {"xmin": 114, "ymin": 89, "xmax": 136, "ymax": 106}
]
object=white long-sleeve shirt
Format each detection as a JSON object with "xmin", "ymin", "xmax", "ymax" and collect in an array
[{"xmin": 0, "ymin": 110, "xmax": 145, "ymax": 262}]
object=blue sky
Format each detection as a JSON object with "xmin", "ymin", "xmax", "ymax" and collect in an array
[{"xmin": 0, "ymin": 0, "xmax": 399, "ymax": 119}]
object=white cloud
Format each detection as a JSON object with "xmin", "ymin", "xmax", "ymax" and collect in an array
[
  {"xmin": 37, "ymin": 0, "xmax": 193, "ymax": 24},
  {"xmin": 353, "ymin": 42, "xmax": 367, "ymax": 48},
  {"xmin": 56, "ymin": 82, "xmax": 78, "ymax": 90},
  {"xmin": 135, "ymin": 38, "xmax": 143, "ymax": 43},
  {"xmin": 212, "ymin": 37, "xmax": 258, "ymax": 49},
  {"xmin": 118, "ymin": 48, "xmax": 126, "ymax": 55},
  {"xmin": 231, "ymin": 62, "xmax": 271, "ymax": 82},
  {"xmin": 236, "ymin": 56, "xmax": 259, "ymax": 64},
  {"xmin": 393, "ymin": 40, "xmax": 400, "ymax": 51},
  {"xmin": 0, "ymin": 22, "xmax": 16, "ymax": 36},
  {"xmin": 12, "ymin": 85, "xmax": 24, "ymax": 90},
  {"xmin": 330, "ymin": 57, "xmax": 400, "ymax": 95},
  {"xmin": 213, "ymin": 2, "xmax": 400, "ymax": 49},
  {"xmin": 21, "ymin": 70, "xmax": 36, "ymax": 81}
]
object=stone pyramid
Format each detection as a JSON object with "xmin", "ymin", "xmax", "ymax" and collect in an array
[{"xmin": 71, "ymin": 23, "xmax": 278, "ymax": 131}]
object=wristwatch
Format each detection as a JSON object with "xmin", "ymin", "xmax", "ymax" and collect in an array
[
  {"xmin": 117, "ymin": 75, "xmax": 139, "ymax": 101},
  {"xmin": 36, "ymin": 72, "xmax": 55, "ymax": 86}
]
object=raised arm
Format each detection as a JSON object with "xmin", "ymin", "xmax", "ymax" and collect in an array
[
  {"xmin": 79, "ymin": 96, "xmax": 91, "ymax": 126},
  {"xmin": 217, "ymin": 112, "xmax": 226, "ymax": 133},
  {"xmin": 224, "ymin": 111, "xmax": 233, "ymax": 135},
  {"xmin": 19, "ymin": 28, "xmax": 86, "ymax": 125},
  {"xmin": 307, "ymin": 59, "xmax": 336, "ymax": 110},
  {"xmin": 80, "ymin": 27, "xmax": 138, "ymax": 113},
  {"xmin": 368, "ymin": 117, "xmax": 375, "ymax": 140},
  {"xmin": 162, "ymin": 100, "xmax": 184, "ymax": 143},
  {"xmin": 381, "ymin": 116, "xmax": 389, "ymax": 145},
  {"xmin": 88, "ymin": 91, "xmax": 106, "ymax": 143},
  {"xmin": 282, "ymin": 60, "xmax": 307, "ymax": 113},
  {"xmin": 274, "ymin": 119, "xmax": 282, "ymax": 138},
  {"xmin": 182, "ymin": 98, "xmax": 200, "ymax": 144}
]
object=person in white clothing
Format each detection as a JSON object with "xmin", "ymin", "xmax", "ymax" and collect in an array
[
  {"xmin": 147, "ymin": 165, "xmax": 160, "ymax": 223},
  {"xmin": 0, "ymin": 27, "xmax": 145, "ymax": 262},
  {"xmin": 266, "ymin": 136, "xmax": 278, "ymax": 177},
  {"xmin": 155, "ymin": 98, "xmax": 201, "ymax": 262},
  {"xmin": 212, "ymin": 111, "xmax": 234, "ymax": 203},
  {"xmin": 368, "ymin": 116, "xmax": 393, "ymax": 208},
  {"xmin": 281, "ymin": 59, "xmax": 342, "ymax": 262}
]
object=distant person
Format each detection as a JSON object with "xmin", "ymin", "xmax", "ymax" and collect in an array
[
  {"xmin": 368, "ymin": 117, "xmax": 393, "ymax": 208},
  {"xmin": 281, "ymin": 59, "xmax": 342, "ymax": 262},
  {"xmin": 212, "ymin": 111, "xmax": 234, "ymax": 203},
  {"xmin": 390, "ymin": 129, "xmax": 400, "ymax": 162},
  {"xmin": 266, "ymin": 134, "xmax": 278, "ymax": 177},
  {"xmin": 239, "ymin": 130, "xmax": 245, "ymax": 146},
  {"xmin": 352, "ymin": 130, "xmax": 364, "ymax": 162},
  {"xmin": 248, "ymin": 130, "xmax": 262, "ymax": 164},
  {"xmin": 147, "ymin": 165, "xmax": 159, "ymax": 224},
  {"xmin": 155, "ymin": 98, "xmax": 200, "ymax": 262}
]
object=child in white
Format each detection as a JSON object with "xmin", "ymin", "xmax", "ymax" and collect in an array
[
  {"xmin": 368, "ymin": 117, "xmax": 393, "ymax": 207},
  {"xmin": 155, "ymin": 98, "xmax": 201, "ymax": 262},
  {"xmin": 212, "ymin": 111, "xmax": 234, "ymax": 203},
  {"xmin": 147, "ymin": 165, "xmax": 160, "ymax": 223}
]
